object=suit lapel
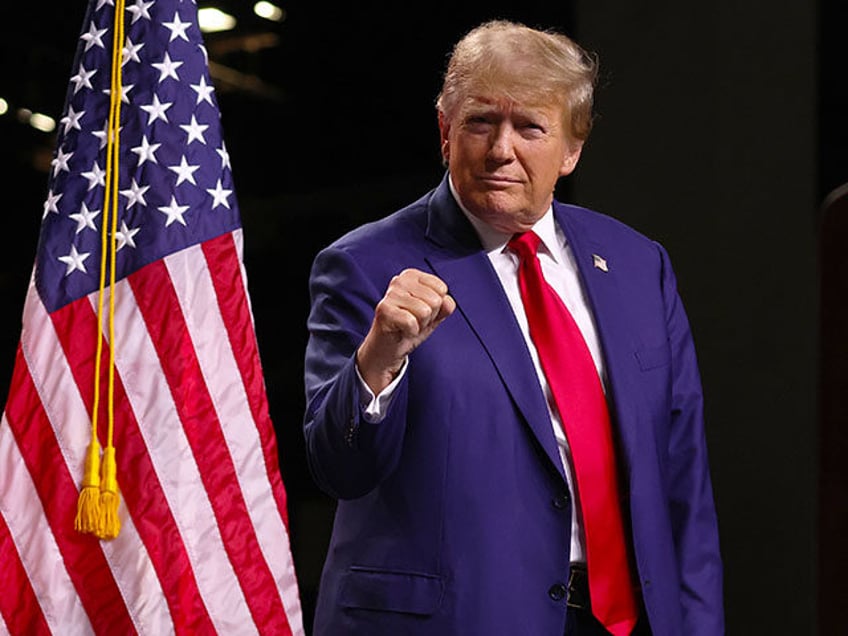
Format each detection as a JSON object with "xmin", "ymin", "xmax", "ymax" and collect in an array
[
  {"xmin": 553, "ymin": 203, "xmax": 643, "ymax": 475},
  {"xmin": 422, "ymin": 180, "xmax": 565, "ymax": 480}
]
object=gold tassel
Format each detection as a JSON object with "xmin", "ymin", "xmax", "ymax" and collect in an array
[
  {"xmin": 97, "ymin": 446, "xmax": 121, "ymax": 540},
  {"xmin": 74, "ymin": 439, "xmax": 102, "ymax": 534}
]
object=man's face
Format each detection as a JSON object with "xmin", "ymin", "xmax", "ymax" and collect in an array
[{"xmin": 439, "ymin": 95, "xmax": 582, "ymax": 235}]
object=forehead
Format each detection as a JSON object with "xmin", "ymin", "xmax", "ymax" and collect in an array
[{"xmin": 459, "ymin": 94, "xmax": 566, "ymax": 121}]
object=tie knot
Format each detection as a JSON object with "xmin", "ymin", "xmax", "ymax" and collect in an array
[{"xmin": 508, "ymin": 231, "xmax": 541, "ymax": 261}]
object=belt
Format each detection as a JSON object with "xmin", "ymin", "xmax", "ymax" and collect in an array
[{"xmin": 566, "ymin": 563, "xmax": 591, "ymax": 610}]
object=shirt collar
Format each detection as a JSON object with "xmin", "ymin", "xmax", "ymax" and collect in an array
[{"xmin": 448, "ymin": 174, "xmax": 562, "ymax": 263}]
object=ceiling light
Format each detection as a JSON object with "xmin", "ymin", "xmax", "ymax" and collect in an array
[
  {"xmin": 198, "ymin": 7, "xmax": 237, "ymax": 33},
  {"xmin": 254, "ymin": 2, "xmax": 285, "ymax": 22},
  {"xmin": 29, "ymin": 112, "xmax": 56, "ymax": 133},
  {"xmin": 0, "ymin": 98, "xmax": 8, "ymax": 116}
]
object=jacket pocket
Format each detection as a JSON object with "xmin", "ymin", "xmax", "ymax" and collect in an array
[
  {"xmin": 634, "ymin": 340, "xmax": 671, "ymax": 371},
  {"xmin": 339, "ymin": 567, "xmax": 444, "ymax": 616}
]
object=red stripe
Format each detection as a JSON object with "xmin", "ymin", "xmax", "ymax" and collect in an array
[
  {"xmin": 3, "ymin": 344, "xmax": 135, "ymax": 634},
  {"xmin": 50, "ymin": 298, "xmax": 216, "ymax": 635},
  {"xmin": 202, "ymin": 233, "xmax": 290, "ymax": 528},
  {"xmin": 128, "ymin": 257, "xmax": 290, "ymax": 633},
  {"xmin": 0, "ymin": 493, "xmax": 51, "ymax": 636}
]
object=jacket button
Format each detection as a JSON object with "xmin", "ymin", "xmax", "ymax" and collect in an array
[
  {"xmin": 552, "ymin": 493, "xmax": 569, "ymax": 509},
  {"xmin": 548, "ymin": 583, "xmax": 567, "ymax": 601}
]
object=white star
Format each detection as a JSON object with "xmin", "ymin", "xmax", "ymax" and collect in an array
[
  {"xmin": 114, "ymin": 220, "xmax": 141, "ymax": 250},
  {"xmin": 206, "ymin": 179, "xmax": 233, "ymax": 210},
  {"xmin": 101, "ymin": 83, "xmax": 133, "ymax": 103},
  {"xmin": 70, "ymin": 63, "xmax": 97, "ymax": 93},
  {"xmin": 60, "ymin": 105, "xmax": 85, "ymax": 134},
  {"xmin": 131, "ymin": 135, "xmax": 161, "ymax": 166},
  {"xmin": 126, "ymin": 0, "xmax": 154, "ymax": 24},
  {"xmin": 119, "ymin": 178, "xmax": 150, "ymax": 208},
  {"xmin": 122, "ymin": 36, "xmax": 145, "ymax": 65},
  {"xmin": 42, "ymin": 190, "xmax": 63, "ymax": 218},
  {"xmin": 163, "ymin": 12, "xmax": 192, "ymax": 41},
  {"xmin": 180, "ymin": 115, "xmax": 209, "ymax": 145},
  {"xmin": 152, "ymin": 52, "xmax": 184, "ymax": 83},
  {"xmin": 92, "ymin": 121, "xmax": 109, "ymax": 149},
  {"xmin": 140, "ymin": 94, "xmax": 173, "ymax": 124},
  {"xmin": 58, "ymin": 245, "xmax": 91, "ymax": 276},
  {"xmin": 69, "ymin": 202, "xmax": 101, "ymax": 234},
  {"xmin": 96, "ymin": 0, "xmax": 114, "ymax": 9},
  {"xmin": 81, "ymin": 161, "xmax": 106, "ymax": 190},
  {"xmin": 190, "ymin": 75, "xmax": 215, "ymax": 106},
  {"xmin": 80, "ymin": 22, "xmax": 108, "ymax": 51},
  {"xmin": 168, "ymin": 155, "xmax": 201, "ymax": 186},
  {"xmin": 216, "ymin": 141, "xmax": 231, "ymax": 170},
  {"xmin": 51, "ymin": 147, "xmax": 74, "ymax": 177},
  {"xmin": 158, "ymin": 195, "xmax": 189, "ymax": 227}
]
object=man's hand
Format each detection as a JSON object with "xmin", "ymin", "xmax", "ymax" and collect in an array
[{"xmin": 357, "ymin": 268, "xmax": 456, "ymax": 394}]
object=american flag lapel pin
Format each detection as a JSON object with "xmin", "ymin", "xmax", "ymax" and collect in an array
[{"xmin": 592, "ymin": 253, "xmax": 609, "ymax": 272}]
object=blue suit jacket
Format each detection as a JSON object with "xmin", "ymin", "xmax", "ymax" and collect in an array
[{"xmin": 304, "ymin": 176, "xmax": 724, "ymax": 635}]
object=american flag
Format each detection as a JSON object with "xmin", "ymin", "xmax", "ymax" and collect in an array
[{"xmin": 0, "ymin": 0, "xmax": 304, "ymax": 633}]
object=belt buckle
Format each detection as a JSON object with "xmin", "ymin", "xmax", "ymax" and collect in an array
[{"xmin": 566, "ymin": 564, "xmax": 590, "ymax": 610}]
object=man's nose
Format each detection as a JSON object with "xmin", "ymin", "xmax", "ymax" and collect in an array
[{"xmin": 487, "ymin": 125, "xmax": 516, "ymax": 162}]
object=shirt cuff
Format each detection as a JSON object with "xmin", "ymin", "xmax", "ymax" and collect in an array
[{"xmin": 355, "ymin": 358, "xmax": 408, "ymax": 423}]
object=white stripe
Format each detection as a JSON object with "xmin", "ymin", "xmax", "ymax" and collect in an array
[
  {"xmin": 166, "ymin": 240, "xmax": 304, "ymax": 631},
  {"xmin": 0, "ymin": 609, "xmax": 10, "ymax": 636},
  {"xmin": 20, "ymin": 283, "xmax": 172, "ymax": 634},
  {"xmin": 100, "ymin": 278, "xmax": 258, "ymax": 634},
  {"xmin": 0, "ymin": 415, "xmax": 93, "ymax": 635},
  {"xmin": 232, "ymin": 229, "xmax": 304, "ymax": 631}
]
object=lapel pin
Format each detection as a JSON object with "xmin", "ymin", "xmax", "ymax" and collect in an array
[{"xmin": 592, "ymin": 254, "xmax": 609, "ymax": 272}]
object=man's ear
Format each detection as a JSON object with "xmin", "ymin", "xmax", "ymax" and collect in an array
[
  {"xmin": 438, "ymin": 111, "xmax": 450, "ymax": 163},
  {"xmin": 559, "ymin": 142, "xmax": 584, "ymax": 177}
]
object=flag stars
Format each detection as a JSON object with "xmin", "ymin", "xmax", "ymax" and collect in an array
[
  {"xmin": 140, "ymin": 94, "xmax": 173, "ymax": 125},
  {"xmin": 217, "ymin": 141, "xmax": 231, "ymax": 170},
  {"xmin": 42, "ymin": 190, "xmax": 63, "ymax": 218},
  {"xmin": 191, "ymin": 75, "xmax": 215, "ymax": 106},
  {"xmin": 131, "ymin": 135, "xmax": 162, "ymax": 166},
  {"xmin": 152, "ymin": 52, "xmax": 184, "ymax": 83},
  {"xmin": 60, "ymin": 105, "xmax": 85, "ymax": 135},
  {"xmin": 158, "ymin": 196, "xmax": 189, "ymax": 227},
  {"xmin": 70, "ymin": 63, "xmax": 97, "ymax": 93},
  {"xmin": 80, "ymin": 22, "xmax": 108, "ymax": 51},
  {"xmin": 126, "ymin": 0, "xmax": 154, "ymax": 24},
  {"xmin": 169, "ymin": 155, "xmax": 201, "ymax": 186},
  {"xmin": 163, "ymin": 12, "xmax": 192, "ymax": 42},
  {"xmin": 101, "ymin": 83, "xmax": 134, "ymax": 104},
  {"xmin": 207, "ymin": 179, "xmax": 233, "ymax": 210},
  {"xmin": 119, "ymin": 178, "xmax": 150, "ymax": 209},
  {"xmin": 122, "ymin": 37, "xmax": 145, "ymax": 65},
  {"xmin": 69, "ymin": 202, "xmax": 101, "ymax": 234},
  {"xmin": 81, "ymin": 162, "xmax": 106, "ymax": 190},
  {"xmin": 115, "ymin": 221, "xmax": 141, "ymax": 250},
  {"xmin": 180, "ymin": 115, "xmax": 209, "ymax": 145},
  {"xmin": 58, "ymin": 245, "xmax": 91, "ymax": 276},
  {"xmin": 51, "ymin": 147, "xmax": 74, "ymax": 177}
]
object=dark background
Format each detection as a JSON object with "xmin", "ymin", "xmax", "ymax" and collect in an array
[{"xmin": 1, "ymin": 1, "xmax": 845, "ymax": 633}]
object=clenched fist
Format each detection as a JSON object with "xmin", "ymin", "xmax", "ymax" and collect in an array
[{"xmin": 356, "ymin": 268, "xmax": 456, "ymax": 394}]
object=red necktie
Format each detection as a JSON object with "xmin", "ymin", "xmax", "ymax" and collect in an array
[{"xmin": 509, "ymin": 231, "xmax": 638, "ymax": 636}]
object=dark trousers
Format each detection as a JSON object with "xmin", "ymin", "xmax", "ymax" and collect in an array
[{"xmin": 564, "ymin": 608, "xmax": 652, "ymax": 636}]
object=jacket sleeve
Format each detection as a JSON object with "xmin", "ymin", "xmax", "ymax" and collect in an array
[
  {"xmin": 658, "ymin": 242, "xmax": 725, "ymax": 634},
  {"xmin": 303, "ymin": 244, "xmax": 411, "ymax": 500}
]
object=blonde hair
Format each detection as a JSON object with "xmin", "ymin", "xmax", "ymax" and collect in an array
[{"xmin": 436, "ymin": 20, "xmax": 598, "ymax": 141}]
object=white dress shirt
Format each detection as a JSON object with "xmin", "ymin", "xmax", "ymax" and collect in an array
[{"xmin": 356, "ymin": 180, "xmax": 610, "ymax": 562}]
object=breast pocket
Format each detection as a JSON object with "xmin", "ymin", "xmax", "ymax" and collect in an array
[
  {"xmin": 339, "ymin": 567, "xmax": 444, "ymax": 616},
  {"xmin": 634, "ymin": 340, "xmax": 671, "ymax": 372}
]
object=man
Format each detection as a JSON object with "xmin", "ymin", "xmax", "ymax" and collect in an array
[{"xmin": 303, "ymin": 20, "xmax": 723, "ymax": 636}]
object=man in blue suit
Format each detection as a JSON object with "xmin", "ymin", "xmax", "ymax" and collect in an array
[{"xmin": 304, "ymin": 20, "xmax": 723, "ymax": 635}]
